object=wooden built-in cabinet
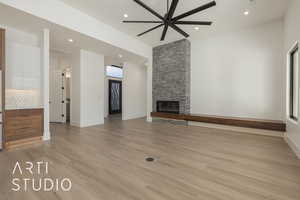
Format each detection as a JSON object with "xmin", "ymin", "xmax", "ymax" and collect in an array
[
  {"xmin": 0, "ymin": 28, "xmax": 5, "ymax": 149},
  {"xmin": 5, "ymin": 109, "xmax": 44, "ymax": 148}
]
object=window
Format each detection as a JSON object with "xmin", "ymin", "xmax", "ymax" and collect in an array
[
  {"xmin": 289, "ymin": 43, "xmax": 299, "ymax": 121},
  {"xmin": 106, "ymin": 65, "xmax": 123, "ymax": 78}
]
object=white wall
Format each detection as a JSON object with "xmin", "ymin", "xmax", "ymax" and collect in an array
[
  {"xmin": 284, "ymin": 0, "xmax": 300, "ymax": 158},
  {"xmin": 3, "ymin": 25, "xmax": 39, "ymax": 46},
  {"xmin": 146, "ymin": 59, "xmax": 153, "ymax": 122},
  {"xmin": 50, "ymin": 50, "xmax": 70, "ymax": 70},
  {"xmin": 191, "ymin": 20, "xmax": 285, "ymax": 120},
  {"xmin": 80, "ymin": 50, "xmax": 104, "ymax": 127},
  {"xmin": 123, "ymin": 62, "xmax": 147, "ymax": 120},
  {"xmin": 71, "ymin": 49, "xmax": 105, "ymax": 127},
  {"xmin": 70, "ymin": 50, "xmax": 81, "ymax": 126}
]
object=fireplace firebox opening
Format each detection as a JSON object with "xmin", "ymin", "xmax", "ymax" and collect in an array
[{"xmin": 157, "ymin": 101, "xmax": 180, "ymax": 114}]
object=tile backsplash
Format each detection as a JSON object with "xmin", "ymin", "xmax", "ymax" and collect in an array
[{"xmin": 6, "ymin": 89, "xmax": 42, "ymax": 110}]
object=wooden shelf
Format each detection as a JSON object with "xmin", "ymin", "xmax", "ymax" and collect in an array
[{"xmin": 151, "ymin": 112, "xmax": 286, "ymax": 132}]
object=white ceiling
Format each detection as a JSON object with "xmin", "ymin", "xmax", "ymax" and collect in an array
[
  {"xmin": 58, "ymin": 0, "xmax": 290, "ymax": 47},
  {"xmin": 0, "ymin": 3, "xmax": 147, "ymax": 64}
]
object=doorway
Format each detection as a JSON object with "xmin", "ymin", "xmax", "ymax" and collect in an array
[
  {"xmin": 109, "ymin": 80, "xmax": 122, "ymax": 115},
  {"xmin": 50, "ymin": 70, "xmax": 65, "ymax": 123}
]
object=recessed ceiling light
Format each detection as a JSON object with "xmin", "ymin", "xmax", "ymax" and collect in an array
[
  {"xmin": 124, "ymin": 14, "xmax": 129, "ymax": 18},
  {"xmin": 194, "ymin": 27, "xmax": 200, "ymax": 30},
  {"xmin": 119, "ymin": 54, "xmax": 123, "ymax": 58},
  {"xmin": 68, "ymin": 39, "xmax": 74, "ymax": 43},
  {"xmin": 244, "ymin": 10, "xmax": 250, "ymax": 16}
]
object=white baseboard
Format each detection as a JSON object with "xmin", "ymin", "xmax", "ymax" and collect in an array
[
  {"xmin": 284, "ymin": 134, "xmax": 300, "ymax": 159},
  {"xmin": 122, "ymin": 115, "xmax": 147, "ymax": 121},
  {"xmin": 70, "ymin": 121, "xmax": 81, "ymax": 127},
  {"xmin": 80, "ymin": 121, "xmax": 104, "ymax": 128},
  {"xmin": 188, "ymin": 121, "xmax": 284, "ymax": 138},
  {"xmin": 147, "ymin": 116, "xmax": 153, "ymax": 122},
  {"xmin": 71, "ymin": 121, "xmax": 104, "ymax": 128},
  {"xmin": 43, "ymin": 131, "xmax": 51, "ymax": 141}
]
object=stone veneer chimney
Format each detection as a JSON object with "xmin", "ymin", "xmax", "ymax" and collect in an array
[{"xmin": 153, "ymin": 39, "xmax": 191, "ymax": 114}]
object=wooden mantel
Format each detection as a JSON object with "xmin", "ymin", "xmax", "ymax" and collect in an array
[{"xmin": 151, "ymin": 112, "xmax": 286, "ymax": 132}]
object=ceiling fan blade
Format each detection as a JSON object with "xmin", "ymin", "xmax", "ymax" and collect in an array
[
  {"xmin": 167, "ymin": 0, "xmax": 179, "ymax": 19},
  {"xmin": 133, "ymin": 0, "xmax": 164, "ymax": 20},
  {"xmin": 123, "ymin": 20, "xmax": 163, "ymax": 23},
  {"xmin": 160, "ymin": 0, "xmax": 178, "ymax": 42},
  {"xmin": 137, "ymin": 24, "xmax": 164, "ymax": 37},
  {"xmin": 169, "ymin": 24, "xmax": 189, "ymax": 38},
  {"xmin": 172, "ymin": 1, "xmax": 216, "ymax": 21},
  {"xmin": 174, "ymin": 21, "xmax": 213, "ymax": 25},
  {"xmin": 161, "ymin": 25, "xmax": 169, "ymax": 41}
]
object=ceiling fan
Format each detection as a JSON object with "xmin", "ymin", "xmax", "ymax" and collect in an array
[{"xmin": 123, "ymin": 0, "xmax": 216, "ymax": 41}]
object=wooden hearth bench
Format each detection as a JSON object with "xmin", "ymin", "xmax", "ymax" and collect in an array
[{"xmin": 151, "ymin": 112, "xmax": 286, "ymax": 132}]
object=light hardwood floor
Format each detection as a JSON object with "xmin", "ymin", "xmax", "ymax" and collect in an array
[{"xmin": 0, "ymin": 118, "xmax": 300, "ymax": 200}]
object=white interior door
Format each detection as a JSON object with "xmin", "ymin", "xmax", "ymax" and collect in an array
[{"xmin": 50, "ymin": 70, "xmax": 65, "ymax": 123}]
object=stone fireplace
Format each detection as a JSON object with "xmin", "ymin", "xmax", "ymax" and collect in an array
[{"xmin": 153, "ymin": 39, "xmax": 190, "ymax": 114}]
